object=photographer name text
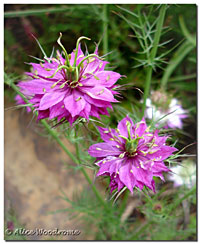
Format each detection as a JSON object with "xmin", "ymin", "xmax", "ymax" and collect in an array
[{"xmin": 5, "ymin": 228, "xmax": 81, "ymax": 236}]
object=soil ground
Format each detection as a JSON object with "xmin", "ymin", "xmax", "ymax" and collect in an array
[{"xmin": 4, "ymin": 98, "xmax": 94, "ymax": 240}]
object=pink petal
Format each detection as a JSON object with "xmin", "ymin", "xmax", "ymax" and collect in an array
[
  {"xmin": 37, "ymin": 110, "xmax": 49, "ymax": 120},
  {"xmin": 97, "ymin": 126, "xmax": 122, "ymax": 147},
  {"xmin": 132, "ymin": 165, "xmax": 153, "ymax": 189},
  {"xmin": 39, "ymin": 91, "xmax": 66, "ymax": 110},
  {"xmin": 119, "ymin": 162, "xmax": 136, "ymax": 193},
  {"xmin": 79, "ymin": 102, "xmax": 91, "ymax": 119},
  {"xmin": 84, "ymin": 71, "xmax": 121, "ymax": 87},
  {"xmin": 84, "ymin": 94, "xmax": 113, "ymax": 108},
  {"xmin": 134, "ymin": 118, "xmax": 147, "ymax": 137},
  {"xmin": 81, "ymin": 86, "xmax": 118, "ymax": 102},
  {"xmin": 18, "ymin": 79, "xmax": 55, "ymax": 94},
  {"xmin": 49, "ymin": 102, "xmax": 66, "ymax": 120},
  {"xmin": 64, "ymin": 90, "xmax": 86, "ymax": 117},
  {"xmin": 88, "ymin": 143, "xmax": 120, "ymax": 157},
  {"xmin": 117, "ymin": 115, "xmax": 134, "ymax": 139}
]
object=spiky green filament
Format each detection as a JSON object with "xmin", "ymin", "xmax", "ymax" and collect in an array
[
  {"xmin": 46, "ymin": 65, "xmax": 69, "ymax": 78},
  {"xmin": 126, "ymin": 121, "xmax": 132, "ymax": 140},
  {"xmin": 87, "ymin": 72, "xmax": 100, "ymax": 80},
  {"xmin": 77, "ymin": 54, "xmax": 103, "ymax": 70},
  {"xmin": 44, "ymin": 34, "xmax": 103, "ymax": 89},
  {"xmin": 73, "ymin": 36, "xmax": 91, "ymax": 68},
  {"xmin": 51, "ymin": 78, "xmax": 63, "ymax": 88},
  {"xmin": 57, "ymin": 32, "xmax": 70, "ymax": 67}
]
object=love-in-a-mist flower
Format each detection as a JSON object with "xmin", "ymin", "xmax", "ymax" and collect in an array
[
  {"xmin": 145, "ymin": 90, "xmax": 187, "ymax": 129},
  {"xmin": 88, "ymin": 116, "xmax": 177, "ymax": 193},
  {"xmin": 16, "ymin": 34, "xmax": 121, "ymax": 124},
  {"xmin": 168, "ymin": 159, "xmax": 196, "ymax": 189}
]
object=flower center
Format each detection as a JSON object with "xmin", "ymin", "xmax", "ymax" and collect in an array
[
  {"xmin": 125, "ymin": 138, "xmax": 140, "ymax": 157},
  {"xmin": 118, "ymin": 120, "xmax": 143, "ymax": 157}
]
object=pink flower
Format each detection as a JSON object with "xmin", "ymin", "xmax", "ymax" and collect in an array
[
  {"xmin": 145, "ymin": 90, "xmax": 188, "ymax": 129},
  {"xmin": 88, "ymin": 116, "xmax": 177, "ymax": 193},
  {"xmin": 16, "ymin": 35, "xmax": 121, "ymax": 125}
]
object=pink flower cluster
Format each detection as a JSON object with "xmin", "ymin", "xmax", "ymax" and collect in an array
[{"xmin": 15, "ymin": 35, "xmax": 179, "ymax": 195}]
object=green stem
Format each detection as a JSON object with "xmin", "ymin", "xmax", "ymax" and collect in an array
[
  {"xmin": 74, "ymin": 127, "xmax": 108, "ymax": 208},
  {"xmin": 160, "ymin": 40, "xmax": 195, "ymax": 89},
  {"xmin": 119, "ymin": 190, "xmax": 129, "ymax": 217},
  {"xmin": 179, "ymin": 15, "xmax": 196, "ymax": 46},
  {"xmin": 102, "ymin": 5, "xmax": 108, "ymax": 57},
  {"xmin": 168, "ymin": 73, "xmax": 196, "ymax": 82},
  {"xmin": 141, "ymin": 67, "xmax": 153, "ymax": 118},
  {"xmin": 77, "ymin": 54, "xmax": 102, "ymax": 70},
  {"xmin": 7, "ymin": 81, "xmax": 107, "ymax": 209},
  {"xmin": 138, "ymin": 6, "xmax": 150, "ymax": 60},
  {"xmin": 141, "ymin": 5, "xmax": 167, "ymax": 117},
  {"xmin": 48, "ymin": 122, "xmax": 108, "ymax": 209},
  {"xmin": 150, "ymin": 5, "xmax": 167, "ymax": 61},
  {"xmin": 4, "ymin": 7, "xmax": 70, "ymax": 18}
]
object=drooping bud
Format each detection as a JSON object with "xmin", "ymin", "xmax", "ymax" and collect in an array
[
  {"xmin": 151, "ymin": 89, "xmax": 171, "ymax": 111},
  {"xmin": 153, "ymin": 202, "xmax": 163, "ymax": 214}
]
